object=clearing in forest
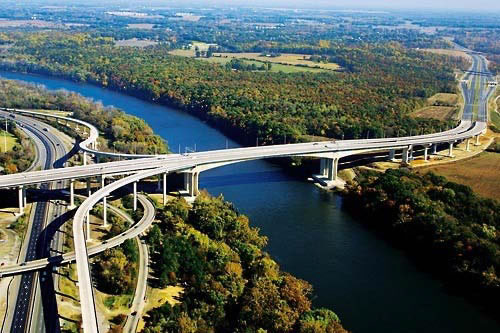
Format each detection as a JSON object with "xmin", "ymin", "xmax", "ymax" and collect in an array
[{"xmin": 411, "ymin": 93, "xmax": 461, "ymax": 121}]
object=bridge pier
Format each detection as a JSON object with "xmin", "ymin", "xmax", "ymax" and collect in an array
[
  {"xmin": 133, "ymin": 181, "xmax": 137, "ymax": 211},
  {"xmin": 101, "ymin": 175, "xmax": 109, "ymax": 225},
  {"xmin": 409, "ymin": 145, "xmax": 414, "ymax": 161},
  {"xmin": 23, "ymin": 187, "xmax": 27, "ymax": 208},
  {"xmin": 314, "ymin": 156, "xmax": 341, "ymax": 188},
  {"xmin": 69, "ymin": 179, "xmax": 75, "ymax": 209},
  {"xmin": 448, "ymin": 142, "xmax": 455, "ymax": 158},
  {"xmin": 388, "ymin": 149, "xmax": 396, "ymax": 161},
  {"xmin": 320, "ymin": 158, "xmax": 328, "ymax": 177},
  {"xmin": 432, "ymin": 144, "xmax": 438, "ymax": 155},
  {"xmin": 475, "ymin": 135, "xmax": 481, "ymax": 146},
  {"xmin": 86, "ymin": 178, "xmax": 92, "ymax": 197},
  {"xmin": 183, "ymin": 172, "xmax": 199, "ymax": 198},
  {"xmin": 17, "ymin": 186, "xmax": 24, "ymax": 215},
  {"xmin": 163, "ymin": 173, "xmax": 167, "ymax": 205},
  {"xmin": 466, "ymin": 138, "xmax": 471, "ymax": 152},
  {"xmin": 424, "ymin": 145, "xmax": 430, "ymax": 162},
  {"xmin": 402, "ymin": 147, "xmax": 410, "ymax": 164},
  {"xmin": 83, "ymin": 151, "xmax": 87, "ymax": 166},
  {"xmin": 103, "ymin": 196, "xmax": 107, "ymax": 227},
  {"xmin": 327, "ymin": 158, "xmax": 339, "ymax": 181}
]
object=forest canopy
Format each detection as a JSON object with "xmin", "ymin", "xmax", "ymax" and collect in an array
[{"xmin": 0, "ymin": 32, "xmax": 468, "ymax": 146}]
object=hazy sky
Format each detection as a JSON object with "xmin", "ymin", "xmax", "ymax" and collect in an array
[{"xmin": 131, "ymin": 0, "xmax": 500, "ymax": 11}]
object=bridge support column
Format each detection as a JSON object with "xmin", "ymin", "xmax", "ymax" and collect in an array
[
  {"xmin": 83, "ymin": 151, "xmax": 87, "ymax": 166},
  {"xmin": 402, "ymin": 147, "xmax": 410, "ymax": 164},
  {"xmin": 103, "ymin": 196, "xmax": 107, "ymax": 227},
  {"xmin": 327, "ymin": 158, "xmax": 339, "ymax": 181},
  {"xmin": 163, "ymin": 173, "xmax": 167, "ymax": 206},
  {"xmin": 448, "ymin": 142, "xmax": 454, "ymax": 158},
  {"xmin": 432, "ymin": 144, "xmax": 438, "ymax": 155},
  {"xmin": 193, "ymin": 173, "xmax": 199, "ymax": 196},
  {"xmin": 133, "ymin": 181, "xmax": 137, "ymax": 211},
  {"xmin": 69, "ymin": 179, "xmax": 75, "ymax": 209},
  {"xmin": 87, "ymin": 178, "xmax": 92, "ymax": 197},
  {"xmin": 388, "ymin": 149, "xmax": 396, "ymax": 161},
  {"xmin": 424, "ymin": 145, "xmax": 430, "ymax": 162},
  {"xmin": 320, "ymin": 158, "xmax": 328, "ymax": 176},
  {"xmin": 18, "ymin": 186, "xmax": 24, "ymax": 215},
  {"xmin": 475, "ymin": 135, "xmax": 481, "ymax": 146},
  {"xmin": 183, "ymin": 172, "xmax": 199, "ymax": 198},
  {"xmin": 101, "ymin": 175, "xmax": 106, "ymax": 189},
  {"xmin": 466, "ymin": 138, "xmax": 471, "ymax": 152},
  {"xmin": 409, "ymin": 145, "xmax": 414, "ymax": 161},
  {"xmin": 23, "ymin": 187, "xmax": 27, "ymax": 208}
]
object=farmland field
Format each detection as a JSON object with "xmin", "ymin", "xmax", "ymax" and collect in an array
[
  {"xmin": 169, "ymin": 46, "xmax": 336, "ymax": 73},
  {"xmin": 419, "ymin": 151, "xmax": 500, "ymax": 200},
  {"xmin": 200, "ymin": 56, "xmax": 327, "ymax": 73},
  {"xmin": 213, "ymin": 52, "xmax": 341, "ymax": 70},
  {"xmin": 411, "ymin": 93, "xmax": 460, "ymax": 120}
]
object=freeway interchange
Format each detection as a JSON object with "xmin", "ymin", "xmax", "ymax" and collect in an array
[{"xmin": 0, "ymin": 50, "xmax": 495, "ymax": 332}]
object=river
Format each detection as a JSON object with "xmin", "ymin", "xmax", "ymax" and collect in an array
[{"xmin": 1, "ymin": 71, "xmax": 498, "ymax": 332}]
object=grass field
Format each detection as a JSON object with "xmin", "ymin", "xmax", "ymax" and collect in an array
[
  {"xmin": 30, "ymin": 109, "xmax": 73, "ymax": 117},
  {"xmin": 213, "ymin": 52, "xmax": 340, "ymax": 71},
  {"xmin": 137, "ymin": 285, "xmax": 183, "ymax": 331},
  {"xmin": 411, "ymin": 93, "xmax": 460, "ymax": 120},
  {"xmin": 169, "ymin": 41, "xmax": 217, "ymax": 57},
  {"xmin": 201, "ymin": 56, "xmax": 327, "ymax": 73},
  {"xmin": 419, "ymin": 151, "xmax": 500, "ymax": 201},
  {"xmin": 0, "ymin": 130, "xmax": 17, "ymax": 153},
  {"xmin": 169, "ymin": 45, "xmax": 338, "ymax": 73}
]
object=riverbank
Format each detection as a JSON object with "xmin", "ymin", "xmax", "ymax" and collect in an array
[{"xmin": 343, "ymin": 168, "xmax": 499, "ymax": 319}]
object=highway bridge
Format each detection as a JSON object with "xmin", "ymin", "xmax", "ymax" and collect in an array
[{"xmin": 0, "ymin": 52, "xmax": 495, "ymax": 332}]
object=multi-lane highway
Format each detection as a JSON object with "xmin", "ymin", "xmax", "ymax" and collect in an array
[
  {"xmin": 1, "ymin": 113, "xmax": 71, "ymax": 333},
  {"xmin": 0, "ymin": 50, "xmax": 496, "ymax": 332}
]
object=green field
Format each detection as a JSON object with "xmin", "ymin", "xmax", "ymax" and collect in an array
[
  {"xmin": 200, "ymin": 56, "xmax": 327, "ymax": 73},
  {"xmin": 170, "ymin": 45, "xmax": 331, "ymax": 73},
  {"xmin": 0, "ymin": 131, "xmax": 17, "ymax": 153},
  {"xmin": 411, "ymin": 93, "xmax": 460, "ymax": 121}
]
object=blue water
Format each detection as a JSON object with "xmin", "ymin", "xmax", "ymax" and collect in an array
[{"xmin": 2, "ymin": 71, "xmax": 498, "ymax": 332}]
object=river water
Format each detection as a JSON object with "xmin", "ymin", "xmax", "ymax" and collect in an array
[{"xmin": 1, "ymin": 71, "xmax": 498, "ymax": 332}]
